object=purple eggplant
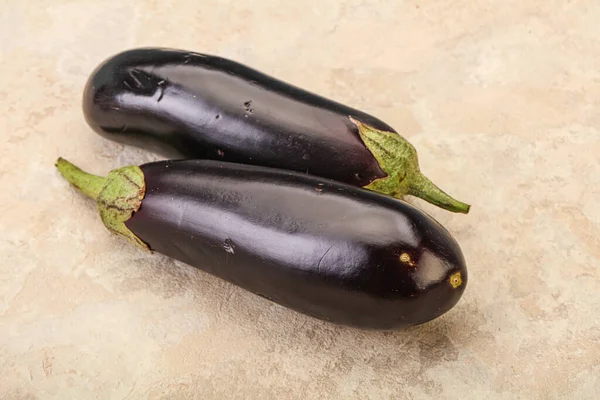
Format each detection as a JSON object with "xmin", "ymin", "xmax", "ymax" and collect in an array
[
  {"xmin": 82, "ymin": 47, "xmax": 470, "ymax": 214},
  {"xmin": 56, "ymin": 157, "xmax": 467, "ymax": 330}
]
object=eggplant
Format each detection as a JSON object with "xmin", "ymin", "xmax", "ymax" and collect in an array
[
  {"xmin": 82, "ymin": 47, "xmax": 470, "ymax": 214},
  {"xmin": 56, "ymin": 157, "xmax": 467, "ymax": 330}
]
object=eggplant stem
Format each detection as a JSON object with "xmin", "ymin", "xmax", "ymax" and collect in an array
[
  {"xmin": 55, "ymin": 157, "xmax": 107, "ymax": 200},
  {"xmin": 408, "ymin": 172, "xmax": 471, "ymax": 214},
  {"xmin": 55, "ymin": 157, "xmax": 151, "ymax": 251},
  {"xmin": 350, "ymin": 117, "xmax": 471, "ymax": 214}
]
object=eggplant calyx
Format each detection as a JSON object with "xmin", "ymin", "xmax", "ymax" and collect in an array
[
  {"xmin": 55, "ymin": 157, "xmax": 151, "ymax": 251},
  {"xmin": 350, "ymin": 117, "xmax": 471, "ymax": 214}
]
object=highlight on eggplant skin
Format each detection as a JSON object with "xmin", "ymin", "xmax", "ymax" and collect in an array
[
  {"xmin": 82, "ymin": 47, "xmax": 471, "ymax": 214},
  {"xmin": 55, "ymin": 157, "xmax": 468, "ymax": 330}
]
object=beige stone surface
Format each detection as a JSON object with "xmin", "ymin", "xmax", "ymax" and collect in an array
[{"xmin": 1, "ymin": 0, "xmax": 599, "ymax": 398}]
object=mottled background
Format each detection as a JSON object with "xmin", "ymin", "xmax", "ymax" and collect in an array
[{"xmin": 1, "ymin": 1, "xmax": 599, "ymax": 399}]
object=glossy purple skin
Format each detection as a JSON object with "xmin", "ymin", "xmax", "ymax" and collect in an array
[
  {"xmin": 125, "ymin": 160, "xmax": 467, "ymax": 330},
  {"xmin": 83, "ymin": 47, "xmax": 393, "ymax": 187}
]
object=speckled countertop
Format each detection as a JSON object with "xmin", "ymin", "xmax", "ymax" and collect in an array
[{"xmin": 1, "ymin": 1, "xmax": 598, "ymax": 399}]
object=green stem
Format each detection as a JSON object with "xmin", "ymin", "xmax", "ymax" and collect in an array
[
  {"xmin": 408, "ymin": 172, "xmax": 471, "ymax": 214},
  {"xmin": 55, "ymin": 157, "xmax": 150, "ymax": 251},
  {"xmin": 55, "ymin": 157, "xmax": 107, "ymax": 200},
  {"xmin": 350, "ymin": 117, "xmax": 471, "ymax": 214}
]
